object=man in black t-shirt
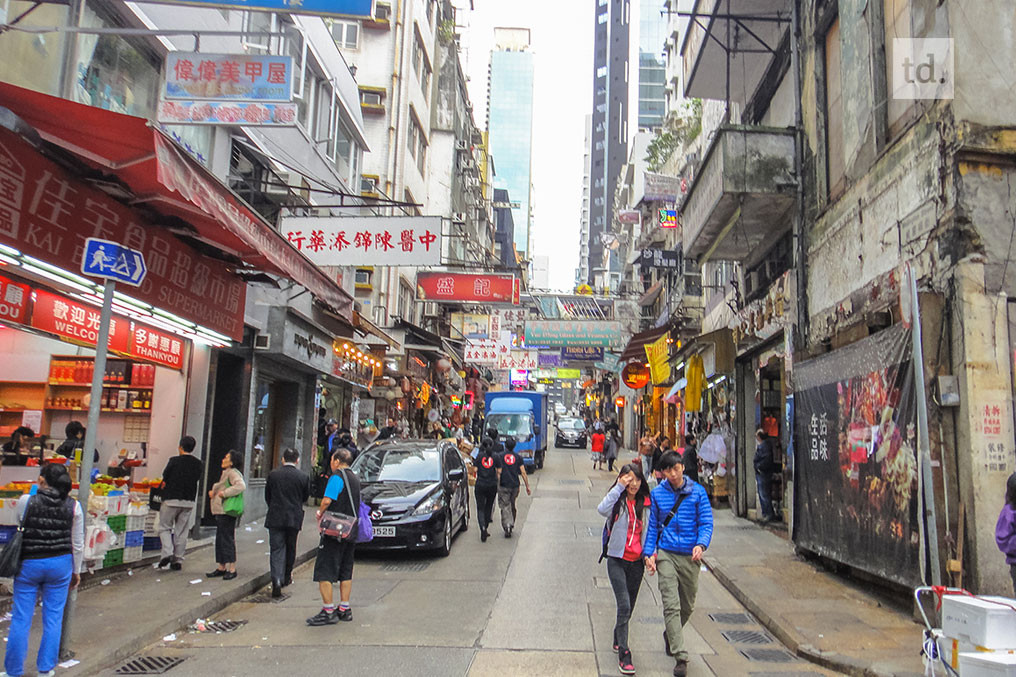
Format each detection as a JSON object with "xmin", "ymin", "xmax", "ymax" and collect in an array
[
  {"xmin": 308, "ymin": 448, "xmax": 360, "ymax": 626},
  {"xmin": 496, "ymin": 440, "xmax": 531, "ymax": 538}
]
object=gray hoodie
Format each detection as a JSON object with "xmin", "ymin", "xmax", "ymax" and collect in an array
[{"xmin": 597, "ymin": 483, "xmax": 648, "ymax": 559}]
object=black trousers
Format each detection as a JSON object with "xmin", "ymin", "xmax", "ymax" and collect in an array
[
  {"xmin": 475, "ymin": 484, "xmax": 497, "ymax": 531},
  {"xmin": 606, "ymin": 556, "xmax": 644, "ymax": 651},
  {"xmin": 269, "ymin": 527, "xmax": 300, "ymax": 585},
  {"xmin": 214, "ymin": 514, "xmax": 237, "ymax": 564}
]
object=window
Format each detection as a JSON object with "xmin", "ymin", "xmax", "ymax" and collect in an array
[
  {"xmin": 883, "ymin": 0, "xmax": 914, "ymax": 139},
  {"xmin": 355, "ymin": 268, "xmax": 372, "ymax": 286},
  {"xmin": 361, "ymin": 175, "xmax": 379, "ymax": 193},
  {"xmin": 360, "ymin": 90, "xmax": 382, "ymax": 106},
  {"xmin": 331, "ymin": 21, "xmax": 359, "ymax": 49},
  {"xmin": 598, "ymin": 11, "xmax": 608, "ymax": 24},
  {"xmin": 596, "ymin": 66, "xmax": 607, "ymax": 78},
  {"xmin": 408, "ymin": 114, "xmax": 427, "ymax": 176},
  {"xmin": 314, "ymin": 79, "xmax": 336, "ymax": 158},
  {"xmin": 412, "ymin": 33, "xmax": 431, "ymax": 98},
  {"xmin": 375, "ymin": 2, "xmax": 392, "ymax": 21},
  {"xmin": 824, "ymin": 18, "xmax": 845, "ymax": 199},
  {"xmin": 426, "ymin": 0, "xmax": 436, "ymax": 27},
  {"xmin": 335, "ymin": 118, "xmax": 354, "ymax": 181}
]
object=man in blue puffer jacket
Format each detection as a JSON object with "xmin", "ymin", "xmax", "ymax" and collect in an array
[{"xmin": 643, "ymin": 450, "xmax": 713, "ymax": 677}]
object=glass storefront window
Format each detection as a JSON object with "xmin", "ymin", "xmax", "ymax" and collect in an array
[
  {"xmin": 251, "ymin": 379, "xmax": 275, "ymax": 479},
  {"xmin": 0, "ymin": 2, "xmax": 69, "ymax": 96}
]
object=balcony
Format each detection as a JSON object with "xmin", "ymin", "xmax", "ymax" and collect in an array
[
  {"xmin": 681, "ymin": 0, "xmax": 791, "ymax": 104},
  {"xmin": 681, "ymin": 125, "xmax": 796, "ymax": 262}
]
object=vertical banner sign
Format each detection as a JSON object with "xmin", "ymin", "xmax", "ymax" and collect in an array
[
  {"xmin": 644, "ymin": 334, "xmax": 671, "ymax": 385},
  {"xmin": 793, "ymin": 324, "xmax": 920, "ymax": 587}
]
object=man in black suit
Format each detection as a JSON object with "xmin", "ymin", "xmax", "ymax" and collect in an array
[{"xmin": 265, "ymin": 447, "xmax": 311, "ymax": 597}]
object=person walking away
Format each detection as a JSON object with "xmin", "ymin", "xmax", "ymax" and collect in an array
[
  {"xmin": 753, "ymin": 429, "xmax": 778, "ymax": 522},
  {"xmin": 308, "ymin": 448, "xmax": 360, "ymax": 626},
  {"xmin": 265, "ymin": 447, "xmax": 311, "ymax": 598},
  {"xmin": 157, "ymin": 436, "xmax": 203, "ymax": 570},
  {"xmin": 996, "ymin": 471, "xmax": 1016, "ymax": 595},
  {"xmin": 207, "ymin": 450, "xmax": 245, "ymax": 580},
  {"xmin": 597, "ymin": 464, "xmax": 651, "ymax": 675},
  {"xmin": 4, "ymin": 464, "xmax": 83, "ymax": 677},
  {"xmin": 605, "ymin": 428, "xmax": 620, "ymax": 472},
  {"xmin": 497, "ymin": 439, "xmax": 531, "ymax": 538},
  {"xmin": 681, "ymin": 434, "xmax": 699, "ymax": 484},
  {"xmin": 591, "ymin": 428, "xmax": 606, "ymax": 470},
  {"xmin": 643, "ymin": 451, "xmax": 713, "ymax": 677},
  {"xmin": 471, "ymin": 438, "xmax": 500, "ymax": 542}
]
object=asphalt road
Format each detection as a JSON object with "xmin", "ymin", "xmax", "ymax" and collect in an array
[{"xmin": 101, "ymin": 445, "xmax": 841, "ymax": 676}]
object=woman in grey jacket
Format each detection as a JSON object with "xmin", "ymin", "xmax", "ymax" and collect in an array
[{"xmin": 597, "ymin": 463, "xmax": 650, "ymax": 675}]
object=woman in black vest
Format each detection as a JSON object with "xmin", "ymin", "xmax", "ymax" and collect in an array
[
  {"xmin": 4, "ymin": 464, "xmax": 83, "ymax": 677},
  {"xmin": 471, "ymin": 438, "xmax": 499, "ymax": 542}
]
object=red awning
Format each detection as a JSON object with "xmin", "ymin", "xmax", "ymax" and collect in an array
[
  {"xmin": 620, "ymin": 325, "xmax": 670, "ymax": 362},
  {"xmin": 0, "ymin": 82, "xmax": 352, "ymax": 318}
]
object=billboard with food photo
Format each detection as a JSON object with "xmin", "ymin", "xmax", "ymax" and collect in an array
[{"xmin": 793, "ymin": 323, "xmax": 920, "ymax": 587}]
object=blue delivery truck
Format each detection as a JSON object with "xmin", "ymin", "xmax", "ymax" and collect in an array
[{"xmin": 483, "ymin": 391, "xmax": 549, "ymax": 470}]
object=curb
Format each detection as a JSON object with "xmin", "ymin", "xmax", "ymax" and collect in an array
[
  {"xmin": 78, "ymin": 544, "xmax": 319, "ymax": 677},
  {"xmin": 703, "ymin": 556, "xmax": 905, "ymax": 677}
]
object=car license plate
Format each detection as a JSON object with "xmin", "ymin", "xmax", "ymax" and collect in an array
[{"xmin": 372, "ymin": 526, "xmax": 395, "ymax": 537}]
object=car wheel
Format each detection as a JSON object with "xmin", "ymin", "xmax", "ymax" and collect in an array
[{"xmin": 437, "ymin": 509, "xmax": 453, "ymax": 557}]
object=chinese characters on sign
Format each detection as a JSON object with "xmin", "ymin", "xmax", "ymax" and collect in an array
[
  {"xmin": 129, "ymin": 325, "xmax": 185, "ymax": 370},
  {"xmin": 808, "ymin": 413, "xmax": 830, "ymax": 461},
  {"xmin": 497, "ymin": 350, "xmax": 538, "ymax": 371},
  {"xmin": 279, "ymin": 216, "xmax": 442, "ymax": 266},
  {"xmin": 464, "ymin": 331, "xmax": 511, "ymax": 366},
  {"xmin": 493, "ymin": 308, "xmax": 527, "ymax": 333},
  {"xmin": 0, "ymin": 274, "xmax": 30, "ymax": 324},
  {"xmin": 164, "ymin": 54, "xmax": 294, "ymax": 102},
  {"xmin": 32, "ymin": 289, "xmax": 131, "ymax": 353},
  {"xmin": 416, "ymin": 273, "xmax": 519, "ymax": 304},
  {"xmin": 158, "ymin": 101, "xmax": 298, "ymax": 126},
  {"xmin": 636, "ymin": 248, "xmax": 681, "ymax": 270}
]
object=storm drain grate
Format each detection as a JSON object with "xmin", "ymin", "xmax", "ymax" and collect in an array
[
  {"xmin": 739, "ymin": 648, "xmax": 798, "ymax": 663},
  {"xmin": 246, "ymin": 591, "xmax": 291, "ymax": 603},
  {"xmin": 709, "ymin": 612, "xmax": 754, "ymax": 624},
  {"xmin": 115, "ymin": 656, "xmax": 187, "ymax": 674},
  {"xmin": 559, "ymin": 479, "xmax": 586, "ymax": 485},
  {"xmin": 722, "ymin": 629, "xmax": 773, "ymax": 645},
  {"xmin": 194, "ymin": 619, "xmax": 247, "ymax": 633},
  {"xmin": 381, "ymin": 561, "xmax": 430, "ymax": 572}
]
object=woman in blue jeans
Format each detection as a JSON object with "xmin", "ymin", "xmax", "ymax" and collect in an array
[{"xmin": 3, "ymin": 464, "xmax": 83, "ymax": 677}]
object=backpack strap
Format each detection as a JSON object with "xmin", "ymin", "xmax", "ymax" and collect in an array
[
  {"xmin": 598, "ymin": 492, "xmax": 625, "ymax": 563},
  {"xmin": 657, "ymin": 491, "xmax": 690, "ymax": 548}
]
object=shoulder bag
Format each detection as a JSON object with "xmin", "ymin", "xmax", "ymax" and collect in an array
[
  {"xmin": 656, "ymin": 491, "xmax": 690, "ymax": 548},
  {"xmin": 222, "ymin": 471, "xmax": 244, "ymax": 517},
  {"xmin": 318, "ymin": 470, "xmax": 358, "ymax": 540},
  {"xmin": 0, "ymin": 497, "xmax": 34, "ymax": 577}
]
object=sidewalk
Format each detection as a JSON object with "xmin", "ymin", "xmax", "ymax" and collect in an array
[
  {"xmin": 1, "ymin": 511, "xmax": 320, "ymax": 677},
  {"xmin": 703, "ymin": 509, "xmax": 926, "ymax": 677}
]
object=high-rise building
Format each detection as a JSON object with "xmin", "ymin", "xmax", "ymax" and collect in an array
[
  {"xmin": 636, "ymin": 0, "xmax": 667, "ymax": 130},
  {"xmin": 578, "ymin": 114, "xmax": 592, "ymax": 285},
  {"xmin": 487, "ymin": 27, "xmax": 535, "ymax": 259}
]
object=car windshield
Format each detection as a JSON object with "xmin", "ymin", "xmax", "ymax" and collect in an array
[
  {"xmin": 487, "ymin": 413, "xmax": 532, "ymax": 437},
  {"xmin": 351, "ymin": 447, "xmax": 441, "ymax": 483},
  {"xmin": 559, "ymin": 419, "xmax": 585, "ymax": 430}
]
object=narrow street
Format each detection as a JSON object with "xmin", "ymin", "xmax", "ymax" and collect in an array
[{"xmin": 98, "ymin": 446, "xmax": 839, "ymax": 677}]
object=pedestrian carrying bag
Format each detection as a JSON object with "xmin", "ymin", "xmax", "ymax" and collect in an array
[
  {"xmin": 222, "ymin": 474, "xmax": 244, "ymax": 517},
  {"xmin": 318, "ymin": 470, "xmax": 358, "ymax": 540},
  {"xmin": 656, "ymin": 491, "xmax": 690, "ymax": 548},
  {"xmin": 0, "ymin": 497, "xmax": 33, "ymax": 577}
]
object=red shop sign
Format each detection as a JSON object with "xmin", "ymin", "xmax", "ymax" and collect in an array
[
  {"xmin": 416, "ymin": 273, "xmax": 518, "ymax": 304},
  {"xmin": 0, "ymin": 273, "xmax": 30, "ymax": 324},
  {"xmin": 31, "ymin": 289, "xmax": 130, "ymax": 353},
  {"xmin": 129, "ymin": 324, "xmax": 185, "ymax": 370},
  {"xmin": 0, "ymin": 128, "xmax": 245, "ymax": 340}
]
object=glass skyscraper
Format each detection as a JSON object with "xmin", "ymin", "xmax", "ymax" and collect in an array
[
  {"xmin": 487, "ymin": 28, "xmax": 535, "ymax": 258},
  {"xmin": 638, "ymin": 1, "xmax": 667, "ymax": 129}
]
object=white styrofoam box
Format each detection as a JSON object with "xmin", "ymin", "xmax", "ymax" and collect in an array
[
  {"xmin": 125, "ymin": 513, "xmax": 146, "ymax": 532},
  {"xmin": 123, "ymin": 545, "xmax": 143, "ymax": 563},
  {"xmin": 958, "ymin": 652, "xmax": 1016, "ymax": 677},
  {"xmin": 942, "ymin": 595, "xmax": 1016, "ymax": 650}
]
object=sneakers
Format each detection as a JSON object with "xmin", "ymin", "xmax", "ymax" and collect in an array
[
  {"xmin": 157, "ymin": 557, "xmax": 172, "ymax": 569},
  {"xmin": 336, "ymin": 607, "xmax": 352, "ymax": 622},
  {"xmin": 673, "ymin": 659, "xmax": 688, "ymax": 677},
  {"xmin": 222, "ymin": 571, "xmax": 237, "ymax": 581},
  {"xmin": 169, "ymin": 561, "xmax": 182, "ymax": 571},
  {"xmin": 306, "ymin": 608, "xmax": 339, "ymax": 626},
  {"xmin": 207, "ymin": 569, "xmax": 226, "ymax": 577},
  {"xmin": 612, "ymin": 643, "xmax": 618, "ymax": 653},
  {"xmin": 618, "ymin": 649, "xmax": 635, "ymax": 675}
]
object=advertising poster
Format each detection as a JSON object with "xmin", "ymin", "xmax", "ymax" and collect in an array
[{"xmin": 793, "ymin": 324, "xmax": 920, "ymax": 587}]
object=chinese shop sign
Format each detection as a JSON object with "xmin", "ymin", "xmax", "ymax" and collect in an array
[
  {"xmin": 158, "ymin": 101, "xmax": 298, "ymax": 126},
  {"xmin": 464, "ymin": 331, "xmax": 511, "ymax": 366},
  {"xmin": 32, "ymin": 289, "xmax": 131, "ymax": 353},
  {"xmin": 561, "ymin": 346, "xmax": 604, "ymax": 361},
  {"xmin": 129, "ymin": 325, "xmax": 185, "ymax": 370},
  {"xmin": 417, "ymin": 273, "xmax": 519, "ymax": 304},
  {"xmin": 279, "ymin": 216, "xmax": 442, "ymax": 266},
  {"xmin": 0, "ymin": 274, "xmax": 30, "ymax": 324},
  {"xmin": 524, "ymin": 320, "xmax": 625, "ymax": 348},
  {"xmin": 164, "ymin": 54, "xmax": 294, "ymax": 102},
  {"xmin": 497, "ymin": 349, "xmax": 538, "ymax": 371}
]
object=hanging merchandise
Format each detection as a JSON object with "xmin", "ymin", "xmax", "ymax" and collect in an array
[
  {"xmin": 698, "ymin": 432, "xmax": 727, "ymax": 464},
  {"xmin": 685, "ymin": 354, "xmax": 705, "ymax": 412}
]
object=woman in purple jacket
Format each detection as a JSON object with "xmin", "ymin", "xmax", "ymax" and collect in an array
[{"xmin": 996, "ymin": 472, "xmax": 1016, "ymax": 596}]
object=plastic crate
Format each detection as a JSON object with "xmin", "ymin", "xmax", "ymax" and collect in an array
[
  {"xmin": 123, "ymin": 545, "xmax": 143, "ymax": 563},
  {"xmin": 143, "ymin": 535, "xmax": 161, "ymax": 551},
  {"xmin": 125, "ymin": 513, "xmax": 146, "ymax": 532},
  {"xmin": 123, "ymin": 530, "xmax": 143, "ymax": 547},
  {"xmin": 106, "ymin": 514, "xmax": 127, "ymax": 533},
  {"xmin": 102, "ymin": 547, "xmax": 123, "ymax": 568},
  {"xmin": 0, "ymin": 525, "xmax": 17, "ymax": 544}
]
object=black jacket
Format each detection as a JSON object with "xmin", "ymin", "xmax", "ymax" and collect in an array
[
  {"xmin": 264, "ymin": 464, "xmax": 311, "ymax": 530},
  {"xmin": 161, "ymin": 453, "xmax": 204, "ymax": 502},
  {"xmin": 683, "ymin": 444, "xmax": 699, "ymax": 483},
  {"xmin": 22, "ymin": 489, "xmax": 74, "ymax": 560},
  {"xmin": 754, "ymin": 438, "xmax": 776, "ymax": 474}
]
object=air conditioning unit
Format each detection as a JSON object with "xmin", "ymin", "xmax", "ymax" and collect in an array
[
  {"xmin": 452, "ymin": 212, "xmax": 466, "ymax": 224},
  {"xmin": 423, "ymin": 302, "xmax": 441, "ymax": 317},
  {"xmin": 455, "ymin": 140, "xmax": 468, "ymax": 151},
  {"xmin": 459, "ymin": 159, "xmax": 476, "ymax": 173},
  {"xmin": 253, "ymin": 334, "xmax": 271, "ymax": 350}
]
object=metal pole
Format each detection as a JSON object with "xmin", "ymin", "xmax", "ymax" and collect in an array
[
  {"xmin": 60, "ymin": 280, "xmax": 114, "ymax": 657},
  {"xmin": 911, "ymin": 272, "xmax": 942, "ymax": 586}
]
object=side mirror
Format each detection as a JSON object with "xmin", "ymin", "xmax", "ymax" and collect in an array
[
  {"xmin": 533, "ymin": 425, "xmax": 541, "ymax": 436},
  {"xmin": 448, "ymin": 467, "xmax": 465, "ymax": 482}
]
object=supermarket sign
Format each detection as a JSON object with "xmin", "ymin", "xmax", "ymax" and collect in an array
[
  {"xmin": 28, "ymin": 287, "xmax": 186, "ymax": 369},
  {"xmin": 0, "ymin": 274, "xmax": 30, "ymax": 324}
]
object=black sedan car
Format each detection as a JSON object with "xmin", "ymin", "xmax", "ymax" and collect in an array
[
  {"xmin": 351, "ymin": 439, "xmax": 469, "ymax": 556},
  {"xmin": 554, "ymin": 417, "xmax": 588, "ymax": 448}
]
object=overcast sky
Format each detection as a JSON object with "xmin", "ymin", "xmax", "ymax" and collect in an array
[{"xmin": 457, "ymin": 0, "xmax": 594, "ymax": 292}]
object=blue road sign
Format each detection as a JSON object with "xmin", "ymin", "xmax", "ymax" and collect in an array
[
  {"xmin": 149, "ymin": 0, "xmax": 371, "ymax": 19},
  {"xmin": 81, "ymin": 238, "xmax": 147, "ymax": 287}
]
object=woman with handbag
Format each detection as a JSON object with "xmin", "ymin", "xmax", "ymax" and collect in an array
[
  {"xmin": 308, "ymin": 447, "xmax": 360, "ymax": 626},
  {"xmin": 3, "ymin": 464, "xmax": 83, "ymax": 677},
  {"xmin": 207, "ymin": 450, "xmax": 245, "ymax": 581}
]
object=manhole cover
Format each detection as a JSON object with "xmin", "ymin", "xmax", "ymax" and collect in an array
[
  {"xmin": 709, "ymin": 612, "xmax": 754, "ymax": 624},
  {"xmin": 559, "ymin": 479, "xmax": 585, "ymax": 485},
  {"xmin": 637, "ymin": 616, "xmax": 665, "ymax": 624},
  {"xmin": 381, "ymin": 561, "xmax": 430, "ymax": 572},
  {"xmin": 116, "ymin": 656, "xmax": 187, "ymax": 674},
  {"xmin": 190, "ymin": 619, "xmax": 247, "ymax": 633},
  {"xmin": 739, "ymin": 648, "xmax": 798, "ymax": 663},
  {"xmin": 246, "ymin": 591, "xmax": 291, "ymax": 604},
  {"xmin": 722, "ymin": 629, "xmax": 773, "ymax": 645}
]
